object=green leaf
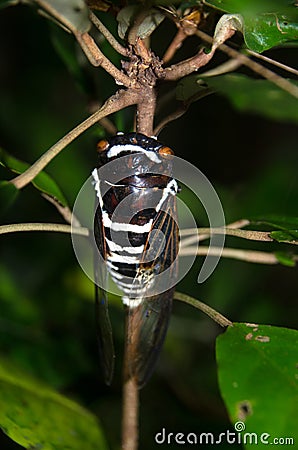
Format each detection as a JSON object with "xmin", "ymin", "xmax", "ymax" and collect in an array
[
  {"xmin": 250, "ymin": 215, "xmax": 298, "ymax": 231},
  {"xmin": 0, "ymin": 358, "xmax": 108, "ymax": 450},
  {"xmin": 117, "ymin": 5, "xmax": 164, "ymax": 39},
  {"xmin": 205, "ymin": 0, "xmax": 298, "ymax": 52},
  {"xmin": 0, "ymin": 148, "xmax": 68, "ymax": 207},
  {"xmin": 217, "ymin": 323, "xmax": 298, "ymax": 443},
  {"xmin": 0, "ymin": 181, "xmax": 19, "ymax": 214},
  {"xmin": 274, "ymin": 251, "xmax": 296, "ymax": 267},
  {"xmin": 270, "ymin": 229, "xmax": 298, "ymax": 242},
  {"xmin": 34, "ymin": 0, "xmax": 91, "ymax": 33},
  {"xmin": 203, "ymin": 75, "xmax": 298, "ymax": 124}
]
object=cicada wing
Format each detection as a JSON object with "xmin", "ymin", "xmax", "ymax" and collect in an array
[
  {"xmin": 125, "ymin": 195, "xmax": 179, "ymax": 387},
  {"xmin": 124, "ymin": 288, "xmax": 175, "ymax": 388},
  {"xmin": 94, "ymin": 203, "xmax": 115, "ymax": 385}
]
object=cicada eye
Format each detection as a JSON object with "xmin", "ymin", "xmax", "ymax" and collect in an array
[
  {"xmin": 97, "ymin": 140, "xmax": 109, "ymax": 153},
  {"xmin": 158, "ymin": 146, "xmax": 174, "ymax": 156}
]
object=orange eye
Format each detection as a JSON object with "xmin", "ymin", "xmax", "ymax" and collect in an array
[
  {"xmin": 158, "ymin": 146, "xmax": 174, "ymax": 156},
  {"xmin": 97, "ymin": 140, "xmax": 109, "ymax": 153}
]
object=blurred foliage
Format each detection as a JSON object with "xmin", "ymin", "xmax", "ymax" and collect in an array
[
  {"xmin": 0, "ymin": 0, "xmax": 297, "ymax": 449},
  {"xmin": 0, "ymin": 357, "xmax": 108, "ymax": 450}
]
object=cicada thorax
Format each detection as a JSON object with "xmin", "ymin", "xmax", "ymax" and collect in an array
[{"xmin": 93, "ymin": 132, "xmax": 179, "ymax": 387}]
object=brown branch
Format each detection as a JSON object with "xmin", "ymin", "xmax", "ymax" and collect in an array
[
  {"xmin": 41, "ymin": 194, "xmax": 77, "ymax": 226},
  {"xmin": 179, "ymin": 246, "xmax": 283, "ymax": 265},
  {"xmin": 153, "ymin": 87, "xmax": 213, "ymax": 135},
  {"xmin": 246, "ymin": 49, "xmax": 298, "ymax": 77},
  {"xmin": 127, "ymin": 7, "xmax": 150, "ymax": 46},
  {"xmin": 11, "ymin": 90, "xmax": 138, "ymax": 190},
  {"xmin": 89, "ymin": 11, "xmax": 128, "ymax": 56},
  {"xmin": 136, "ymin": 88, "xmax": 157, "ymax": 136},
  {"xmin": 0, "ymin": 223, "xmax": 89, "ymax": 236},
  {"xmin": 163, "ymin": 47, "xmax": 216, "ymax": 81},
  {"xmin": 174, "ymin": 292, "xmax": 232, "ymax": 327},
  {"xmin": 162, "ymin": 28, "xmax": 188, "ymax": 64},
  {"xmin": 180, "ymin": 227, "xmax": 274, "ymax": 245},
  {"xmin": 75, "ymin": 32, "xmax": 132, "ymax": 87},
  {"xmin": 196, "ymin": 29, "xmax": 298, "ymax": 98},
  {"xmin": 122, "ymin": 377, "xmax": 139, "ymax": 450}
]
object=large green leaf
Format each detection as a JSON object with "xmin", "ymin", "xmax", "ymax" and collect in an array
[
  {"xmin": 0, "ymin": 358, "xmax": 108, "ymax": 450},
  {"xmin": 0, "ymin": 148, "xmax": 68, "ymax": 206},
  {"xmin": 205, "ymin": 75, "xmax": 298, "ymax": 124},
  {"xmin": 216, "ymin": 323, "xmax": 298, "ymax": 446},
  {"xmin": 205, "ymin": 0, "xmax": 298, "ymax": 52}
]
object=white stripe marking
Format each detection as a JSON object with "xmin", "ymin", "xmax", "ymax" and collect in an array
[
  {"xmin": 107, "ymin": 144, "xmax": 161, "ymax": 163},
  {"xmin": 122, "ymin": 296, "xmax": 143, "ymax": 308},
  {"xmin": 108, "ymin": 253, "xmax": 139, "ymax": 264},
  {"xmin": 106, "ymin": 238, "xmax": 144, "ymax": 255},
  {"xmin": 106, "ymin": 261, "xmax": 119, "ymax": 271},
  {"xmin": 91, "ymin": 168, "xmax": 103, "ymax": 207},
  {"xmin": 102, "ymin": 210, "xmax": 152, "ymax": 233},
  {"xmin": 110, "ymin": 271, "xmax": 124, "ymax": 280},
  {"xmin": 155, "ymin": 179, "xmax": 178, "ymax": 212}
]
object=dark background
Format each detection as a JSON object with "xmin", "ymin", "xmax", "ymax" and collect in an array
[{"xmin": 0, "ymin": 5, "xmax": 297, "ymax": 449}]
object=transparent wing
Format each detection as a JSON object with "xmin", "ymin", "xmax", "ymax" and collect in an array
[
  {"xmin": 94, "ymin": 204, "xmax": 115, "ymax": 385},
  {"xmin": 125, "ymin": 195, "xmax": 179, "ymax": 387}
]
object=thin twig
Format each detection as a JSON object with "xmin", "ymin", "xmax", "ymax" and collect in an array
[
  {"xmin": 89, "ymin": 11, "xmax": 128, "ymax": 56},
  {"xmin": 42, "ymin": 194, "xmax": 77, "ymax": 225},
  {"xmin": 179, "ymin": 246, "xmax": 283, "ymax": 265},
  {"xmin": 163, "ymin": 47, "xmax": 216, "ymax": 81},
  {"xmin": 0, "ymin": 223, "xmax": 89, "ymax": 236},
  {"xmin": 127, "ymin": 6, "xmax": 150, "ymax": 46},
  {"xmin": 87, "ymin": 100, "xmax": 118, "ymax": 135},
  {"xmin": 75, "ymin": 32, "xmax": 132, "ymax": 87},
  {"xmin": 153, "ymin": 88, "xmax": 213, "ymax": 136},
  {"xmin": 196, "ymin": 29, "xmax": 298, "ymax": 98},
  {"xmin": 180, "ymin": 227, "xmax": 298, "ymax": 247},
  {"xmin": 174, "ymin": 292, "xmax": 232, "ymax": 327},
  {"xmin": 246, "ymin": 49, "xmax": 298, "ymax": 77},
  {"xmin": 11, "ymin": 90, "xmax": 138, "ymax": 190},
  {"xmin": 162, "ymin": 27, "xmax": 188, "ymax": 64},
  {"xmin": 201, "ymin": 58, "xmax": 243, "ymax": 77},
  {"xmin": 122, "ymin": 378, "xmax": 139, "ymax": 450},
  {"xmin": 180, "ymin": 227, "xmax": 273, "ymax": 243}
]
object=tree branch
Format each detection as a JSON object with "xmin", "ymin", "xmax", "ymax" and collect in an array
[
  {"xmin": 74, "ymin": 32, "xmax": 132, "ymax": 87},
  {"xmin": 174, "ymin": 292, "xmax": 232, "ymax": 327},
  {"xmin": 0, "ymin": 223, "xmax": 89, "ymax": 236},
  {"xmin": 196, "ymin": 29, "xmax": 298, "ymax": 99},
  {"xmin": 10, "ymin": 90, "xmax": 138, "ymax": 190},
  {"xmin": 163, "ymin": 48, "xmax": 216, "ymax": 81},
  {"xmin": 179, "ymin": 245, "xmax": 289, "ymax": 265},
  {"xmin": 122, "ymin": 377, "xmax": 139, "ymax": 450},
  {"xmin": 89, "ymin": 11, "xmax": 128, "ymax": 56},
  {"xmin": 246, "ymin": 49, "xmax": 298, "ymax": 77},
  {"xmin": 180, "ymin": 227, "xmax": 274, "ymax": 248}
]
